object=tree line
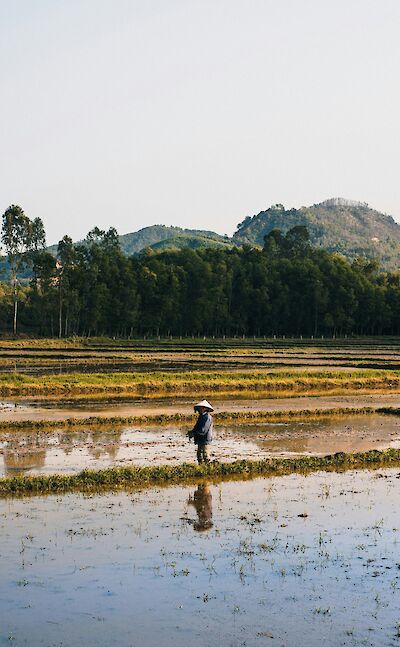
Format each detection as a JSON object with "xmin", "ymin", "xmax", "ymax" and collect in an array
[{"xmin": 1, "ymin": 204, "xmax": 400, "ymax": 337}]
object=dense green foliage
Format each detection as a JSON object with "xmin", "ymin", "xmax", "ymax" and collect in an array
[{"xmin": 1, "ymin": 204, "xmax": 400, "ymax": 337}]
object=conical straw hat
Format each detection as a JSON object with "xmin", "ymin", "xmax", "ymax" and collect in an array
[{"xmin": 194, "ymin": 399, "xmax": 214, "ymax": 412}]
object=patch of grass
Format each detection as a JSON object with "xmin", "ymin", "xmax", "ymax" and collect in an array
[
  {"xmin": 0, "ymin": 369, "xmax": 399, "ymax": 396},
  {"xmin": 2, "ymin": 448, "xmax": 400, "ymax": 497}
]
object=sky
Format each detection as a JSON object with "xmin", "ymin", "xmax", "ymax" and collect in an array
[{"xmin": 1, "ymin": 0, "xmax": 400, "ymax": 245}]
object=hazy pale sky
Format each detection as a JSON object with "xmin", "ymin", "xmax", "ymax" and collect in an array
[{"xmin": 1, "ymin": 0, "xmax": 399, "ymax": 244}]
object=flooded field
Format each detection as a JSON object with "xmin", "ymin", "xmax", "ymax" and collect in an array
[
  {"xmin": 2, "ymin": 392, "xmax": 400, "ymax": 424},
  {"xmin": 2, "ymin": 415, "xmax": 400, "ymax": 477},
  {"xmin": 1, "ymin": 469, "xmax": 400, "ymax": 646},
  {"xmin": 2, "ymin": 339, "xmax": 400, "ymax": 643}
]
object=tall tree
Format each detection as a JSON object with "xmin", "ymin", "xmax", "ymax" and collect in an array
[
  {"xmin": 30, "ymin": 217, "xmax": 46, "ymax": 251},
  {"xmin": 57, "ymin": 236, "xmax": 77, "ymax": 338},
  {"xmin": 1, "ymin": 205, "xmax": 45, "ymax": 335}
]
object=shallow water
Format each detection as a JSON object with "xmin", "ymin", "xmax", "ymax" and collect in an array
[
  {"xmin": 2, "ymin": 414, "xmax": 400, "ymax": 477},
  {"xmin": 1, "ymin": 469, "xmax": 400, "ymax": 646},
  {"xmin": 2, "ymin": 391, "xmax": 400, "ymax": 424}
]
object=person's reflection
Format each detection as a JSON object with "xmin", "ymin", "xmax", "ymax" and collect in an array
[
  {"xmin": 187, "ymin": 482, "xmax": 213, "ymax": 532},
  {"xmin": 89, "ymin": 428, "xmax": 122, "ymax": 460},
  {"xmin": 3, "ymin": 433, "xmax": 47, "ymax": 476}
]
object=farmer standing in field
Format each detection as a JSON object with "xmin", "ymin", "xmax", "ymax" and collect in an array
[{"xmin": 187, "ymin": 400, "xmax": 214, "ymax": 464}]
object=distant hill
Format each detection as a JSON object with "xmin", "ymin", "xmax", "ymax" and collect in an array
[
  {"xmin": 118, "ymin": 225, "xmax": 230, "ymax": 255},
  {"xmin": 143, "ymin": 233, "xmax": 232, "ymax": 253},
  {"xmin": 233, "ymin": 198, "xmax": 400, "ymax": 269},
  {"xmin": 5, "ymin": 198, "xmax": 400, "ymax": 274},
  {"xmin": 45, "ymin": 225, "xmax": 230, "ymax": 257}
]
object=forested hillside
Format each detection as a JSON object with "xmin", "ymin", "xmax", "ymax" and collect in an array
[
  {"xmin": 140, "ymin": 233, "xmax": 232, "ymax": 253},
  {"xmin": 118, "ymin": 225, "xmax": 230, "ymax": 255},
  {"xmin": 46, "ymin": 225, "xmax": 230, "ymax": 257},
  {"xmin": 233, "ymin": 198, "xmax": 400, "ymax": 269},
  {"xmin": 93, "ymin": 199, "xmax": 400, "ymax": 268},
  {"xmin": 41, "ymin": 198, "xmax": 400, "ymax": 269},
  {"xmin": 1, "ymin": 205, "xmax": 400, "ymax": 338},
  {"xmin": 2, "ymin": 201, "xmax": 400, "ymax": 338}
]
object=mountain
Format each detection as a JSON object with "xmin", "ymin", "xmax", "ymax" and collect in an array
[
  {"xmin": 233, "ymin": 198, "xmax": 400, "ymax": 269},
  {"xmin": 118, "ymin": 225, "xmax": 230, "ymax": 255},
  {"xmin": 143, "ymin": 233, "xmax": 232, "ymax": 253},
  {"xmin": 8, "ymin": 198, "xmax": 400, "ymax": 272},
  {"xmin": 45, "ymin": 225, "xmax": 230, "ymax": 257}
]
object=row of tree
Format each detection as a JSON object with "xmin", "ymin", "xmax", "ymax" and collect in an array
[{"xmin": 1, "ymin": 205, "xmax": 400, "ymax": 337}]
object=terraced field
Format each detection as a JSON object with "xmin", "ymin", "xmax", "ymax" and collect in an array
[{"xmin": 2, "ymin": 336, "xmax": 400, "ymax": 376}]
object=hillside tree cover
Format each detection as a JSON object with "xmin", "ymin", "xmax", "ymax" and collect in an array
[
  {"xmin": 233, "ymin": 199, "xmax": 400, "ymax": 270},
  {"xmin": 1, "ymin": 205, "xmax": 400, "ymax": 337},
  {"xmin": 42, "ymin": 198, "xmax": 400, "ymax": 269}
]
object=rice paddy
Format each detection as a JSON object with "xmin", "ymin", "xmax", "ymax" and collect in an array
[
  {"xmin": 3, "ymin": 413, "xmax": 400, "ymax": 480},
  {"xmin": 1, "ymin": 368, "xmax": 400, "ymax": 398},
  {"xmin": 2, "ymin": 337, "xmax": 400, "ymax": 644}
]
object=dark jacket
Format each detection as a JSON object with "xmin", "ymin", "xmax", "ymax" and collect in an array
[{"xmin": 190, "ymin": 412, "xmax": 213, "ymax": 445}]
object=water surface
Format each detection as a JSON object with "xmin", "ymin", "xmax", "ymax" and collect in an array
[
  {"xmin": 1, "ymin": 414, "xmax": 400, "ymax": 477},
  {"xmin": 1, "ymin": 469, "xmax": 400, "ymax": 646},
  {"xmin": 2, "ymin": 391, "xmax": 400, "ymax": 423}
]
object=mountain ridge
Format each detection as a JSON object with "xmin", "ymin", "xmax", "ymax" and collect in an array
[
  {"xmin": 42, "ymin": 198, "xmax": 400, "ymax": 270},
  {"xmin": 232, "ymin": 198, "xmax": 400, "ymax": 269}
]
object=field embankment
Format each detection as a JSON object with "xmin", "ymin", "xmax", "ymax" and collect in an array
[
  {"xmin": 1, "ymin": 369, "xmax": 400, "ymax": 397},
  {"xmin": 2, "ymin": 447, "xmax": 400, "ymax": 496}
]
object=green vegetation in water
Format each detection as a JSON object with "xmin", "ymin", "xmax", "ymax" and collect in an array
[
  {"xmin": 2, "ymin": 447, "xmax": 400, "ymax": 496},
  {"xmin": 0, "ymin": 406, "xmax": 382, "ymax": 431},
  {"xmin": 0, "ymin": 368, "xmax": 398, "ymax": 396}
]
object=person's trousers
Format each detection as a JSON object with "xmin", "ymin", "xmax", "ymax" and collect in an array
[{"xmin": 197, "ymin": 444, "xmax": 210, "ymax": 464}]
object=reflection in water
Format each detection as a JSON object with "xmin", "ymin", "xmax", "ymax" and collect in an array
[
  {"xmin": 187, "ymin": 483, "xmax": 213, "ymax": 532},
  {"xmin": 90, "ymin": 429, "xmax": 120, "ymax": 460},
  {"xmin": 1, "ymin": 428, "xmax": 123, "ymax": 476},
  {"xmin": 4, "ymin": 449, "xmax": 46, "ymax": 475},
  {"xmin": 4, "ymin": 451, "xmax": 47, "ymax": 475},
  {"xmin": 3, "ymin": 431, "xmax": 46, "ymax": 475}
]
